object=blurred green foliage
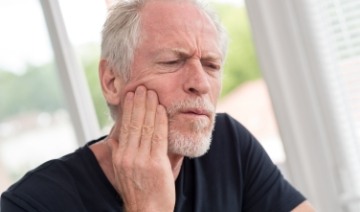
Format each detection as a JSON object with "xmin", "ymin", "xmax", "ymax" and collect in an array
[
  {"xmin": 0, "ymin": 4, "xmax": 260, "ymax": 128},
  {"xmin": 77, "ymin": 44, "xmax": 111, "ymax": 128},
  {"xmin": 0, "ymin": 64, "xmax": 64, "ymax": 120},
  {"xmin": 212, "ymin": 3, "xmax": 261, "ymax": 97}
]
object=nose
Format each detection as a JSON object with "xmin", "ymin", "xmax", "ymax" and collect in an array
[{"xmin": 183, "ymin": 60, "xmax": 211, "ymax": 96}]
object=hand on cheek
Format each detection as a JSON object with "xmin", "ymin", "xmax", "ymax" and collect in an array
[{"xmin": 107, "ymin": 86, "xmax": 175, "ymax": 212}]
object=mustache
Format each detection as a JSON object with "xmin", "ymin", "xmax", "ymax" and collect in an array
[{"xmin": 166, "ymin": 98, "xmax": 215, "ymax": 118}]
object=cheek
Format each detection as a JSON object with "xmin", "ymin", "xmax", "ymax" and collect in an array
[
  {"xmin": 211, "ymin": 79, "xmax": 222, "ymax": 98},
  {"xmin": 121, "ymin": 73, "xmax": 159, "ymax": 94},
  {"xmin": 123, "ymin": 75, "xmax": 178, "ymax": 105},
  {"xmin": 148, "ymin": 81, "xmax": 176, "ymax": 106}
]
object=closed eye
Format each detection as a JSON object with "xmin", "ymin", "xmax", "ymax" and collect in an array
[
  {"xmin": 162, "ymin": 60, "xmax": 180, "ymax": 65},
  {"xmin": 156, "ymin": 59, "xmax": 185, "ymax": 73},
  {"xmin": 203, "ymin": 62, "xmax": 221, "ymax": 71},
  {"xmin": 159, "ymin": 59, "xmax": 186, "ymax": 68}
]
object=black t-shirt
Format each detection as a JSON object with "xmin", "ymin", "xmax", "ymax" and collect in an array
[{"xmin": 1, "ymin": 113, "xmax": 305, "ymax": 212}]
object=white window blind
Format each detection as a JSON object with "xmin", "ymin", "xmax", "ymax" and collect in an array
[
  {"xmin": 320, "ymin": 0, "xmax": 360, "ymax": 210},
  {"xmin": 245, "ymin": 0, "xmax": 360, "ymax": 211}
]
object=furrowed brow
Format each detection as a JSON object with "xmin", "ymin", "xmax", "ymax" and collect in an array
[
  {"xmin": 155, "ymin": 48, "xmax": 190, "ymax": 58},
  {"xmin": 201, "ymin": 53, "xmax": 222, "ymax": 63}
]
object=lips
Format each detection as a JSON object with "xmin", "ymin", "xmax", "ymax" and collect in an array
[{"xmin": 180, "ymin": 108, "xmax": 211, "ymax": 118}]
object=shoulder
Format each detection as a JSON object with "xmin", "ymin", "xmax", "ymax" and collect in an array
[
  {"xmin": 212, "ymin": 113, "xmax": 306, "ymax": 211},
  {"xmin": 1, "ymin": 147, "xmax": 88, "ymax": 211},
  {"xmin": 212, "ymin": 113, "xmax": 258, "ymax": 156},
  {"xmin": 214, "ymin": 112, "xmax": 244, "ymax": 130},
  {"xmin": 214, "ymin": 113, "xmax": 253, "ymax": 140},
  {"xmin": 8, "ymin": 150, "xmax": 83, "ymax": 190}
]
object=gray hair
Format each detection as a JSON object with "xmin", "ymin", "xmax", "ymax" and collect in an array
[
  {"xmin": 101, "ymin": 0, "xmax": 144, "ymax": 81},
  {"xmin": 101, "ymin": 0, "xmax": 228, "ymax": 119}
]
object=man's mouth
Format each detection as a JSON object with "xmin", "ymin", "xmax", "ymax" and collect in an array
[{"xmin": 180, "ymin": 108, "xmax": 211, "ymax": 118}]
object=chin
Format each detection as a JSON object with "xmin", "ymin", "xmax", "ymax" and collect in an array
[
  {"xmin": 167, "ymin": 118, "xmax": 215, "ymax": 158},
  {"xmin": 168, "ymin": 130, "xmax": 213, "ymax": 158}
]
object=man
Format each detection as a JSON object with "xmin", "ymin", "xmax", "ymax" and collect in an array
[{"xmin": 1, "ymin": 0, "xmax": 314, "ymax": 211}]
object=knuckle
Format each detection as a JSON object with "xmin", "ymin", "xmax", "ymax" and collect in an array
[
  {"xmin": 129, "ymin": 123, "xmax": 141, "ymax": 132},
  {"xmin": 120, "ymin": 158, "xmax": 133, "ymax": 171},
  {"xmin": 112, "ymin": 155, "xmax": 123, "ymax": 168},
  {"xmin": 150, "ymin": 159, "xmax": 166, "ymax": 172},
  {"xmin": 134, "ymin": 158, "xmax": 146, "ymax": 169},
  {"xmin": 112, "ymin": 154, "xmax": 132, "ymax": 170},
  {"xmin": 121, "ymin": 124, "xmax": 130, "ymax": 135},
  {"xmin": 150, "ymin": 160, "xmax": 161, "ymax": 169},
  {"xmin": 142, "ymin": 125, "xmax": 154, "ymax": 136},
  {"xmin": 152, "ymin": 133, "xmax": 163, "ymax": 143}
]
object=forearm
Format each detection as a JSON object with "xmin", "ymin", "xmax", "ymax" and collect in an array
[{"xmin": 291, "ymin": 200, "xmax": 316, "ymax": 212}]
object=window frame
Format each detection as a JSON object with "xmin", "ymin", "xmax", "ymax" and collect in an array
[{"xmin": 39, "ymin": 0, "xmax": 101, "ymax": 145}]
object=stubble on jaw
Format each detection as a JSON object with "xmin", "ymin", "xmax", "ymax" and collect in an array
[{"xmin": 165, "ymin": 97, "xmax": 216, "ymax": 158}]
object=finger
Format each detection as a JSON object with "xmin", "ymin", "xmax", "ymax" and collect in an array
[
  {"xmin": 151, "ymin": 104, "xmax": 168, "ymax": 156},
  {"xmin": 118, "ymin": 91, "xmax": 135, "ymax": 150},
  {"xmin": 126, "ymin": 86, "xmax": 147, "ymax": 151},
  {"xmin": 139, "ymin": 90, "xmax": 158, "ymax": 154}
]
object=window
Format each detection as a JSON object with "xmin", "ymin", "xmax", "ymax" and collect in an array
[
  {"xmin": 321, "ymin": 1, "xmax": 360, "ymax": 211},
  {"xmin": 246, "ymin": 0, "xmax": 360, "ymax": 211},
  {"xmin": 0, "ymin": 0, "xmax": 104, "ymax": 194},
  {"xmin": 0, "ymin": 0, "xmax": 77, "ymax": 192},
  {"xmin": 211, "ymin": 0, "xmax": 288, "ymax": 173},
  {"xmin": 57, "ymin": 0, "xmax": 112, "ymax": 130}
]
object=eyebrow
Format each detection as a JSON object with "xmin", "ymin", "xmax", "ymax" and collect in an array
[
  {"xmin": 153, "ymin": 48, "xmax": 189, "ymax": 59},
  {"xmin": 154, "ymin": 48, "xmax": 222, "ymax": 61}
]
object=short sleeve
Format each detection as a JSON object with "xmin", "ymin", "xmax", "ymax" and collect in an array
[
  {"xmin": 218, "ymin": 113, "xmax": 306, "ymax": 212},
  {"xmin": 237, "ymin": 121, "xmax": 305, "ymax": 211}
]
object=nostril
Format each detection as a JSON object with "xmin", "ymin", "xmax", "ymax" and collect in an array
[{"xmin": 188, "ymin": 87, "xmax": 197, "ymax": 93}]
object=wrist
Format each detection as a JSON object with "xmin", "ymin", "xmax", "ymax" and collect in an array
[{"xmin": 124, "ymin": 203, "xmax": 174, "ymax": 212}]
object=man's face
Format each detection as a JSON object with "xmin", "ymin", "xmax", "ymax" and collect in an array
[{"xmin": 119, "ymin": 1, "xmax": 223, "ymax": 157}]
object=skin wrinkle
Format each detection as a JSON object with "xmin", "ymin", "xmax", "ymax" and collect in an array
[
  {"xmin": 153, "ymin": 48, "xmax": 222, "ymax": 67},
  {"xmin": 166, "ymin": 97, "xmax": 216, "ymax": 157},
  {"xmin": 90, "ymin": 0, "xmax": 314, "ymax": 210},
  {"xmin": 92, "ymin": 2, "xmax": 223, "ymax": 208},
  {"xmin": 139, "ymin": 3, "xmax": 223, "ymax": 66},
  {"xmin": 116, "ymin": 1, "xmax": 222, "ymax": 158}
]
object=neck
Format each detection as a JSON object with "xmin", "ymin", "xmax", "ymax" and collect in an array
[
  {"xmin": 168, "ymin": 153, "xmax": 184, "ymax": 179},
  {"xmin": 89, "ymin": 139, "xmax": 185, "ymax": 190}
]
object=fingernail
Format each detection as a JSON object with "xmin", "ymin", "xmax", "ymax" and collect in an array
[
  {"xmin": 147, "ymin": 90, "xmax": 156, "ymax": 99},
  {"xmin": 126, "ymin": 92, "xmax": 134, "ymax": 100},
  {"xmin": 157, "ymin": 105, "xmax": 165, "ymax": 114},
  {"xmin": 136, "ymin": 86, "xmax": 146, "ymax": 94}
]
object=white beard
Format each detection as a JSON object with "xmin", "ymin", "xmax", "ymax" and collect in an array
[{"xmin": 166, "ymin": 98, "xmax": 216, "ymax": 158}]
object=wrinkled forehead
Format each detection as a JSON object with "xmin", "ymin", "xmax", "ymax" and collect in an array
[{"xmin": 139, "ymin": 0, "xmax": 219, "ymax": 40}]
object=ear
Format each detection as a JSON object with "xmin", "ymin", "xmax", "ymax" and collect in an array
[{"xmin": 99, "ymin": 59, "xmax": 123, "ymax": 106}]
